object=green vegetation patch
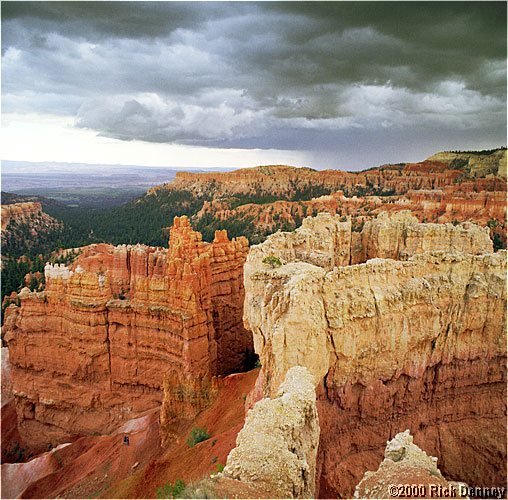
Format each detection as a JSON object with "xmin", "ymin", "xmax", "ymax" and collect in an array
[
  {"xmin": 186, "ymin": 427, "xmax": 211, "ymax": 447},
  {"xmin": 262, "ymin": 255, "xmax": 282, "ymax": 268},
  {"xmin": 156, "ymin": 479, "xmax": 186, "ymax": 499}
]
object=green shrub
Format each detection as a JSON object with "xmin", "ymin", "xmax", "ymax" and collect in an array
[
  {"xmin": 215, "ymin": 462, "xmax": 224, "ymax": 473},
  {"xmin": 493, "ymin": 232, "xmax": 505, "ymax": 251},
  {"xmin": 172, "ymin": 480, "xmax": 186, "ymax": 498},
  {"xmin": 156, "ymin": 479, "xmax": 186, "ymax": 499},
  {"xmin": 187, "ymin": 427, "xmax": 211, "ymax": 447},
  {"xmin": 262, "ymin": 255, "xmax": 282, "ymax": 268}
]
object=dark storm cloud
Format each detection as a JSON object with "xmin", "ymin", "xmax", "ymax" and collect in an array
[{"xmin": 2, "ymin": 1, "xmax": 506, "ymax": 168}]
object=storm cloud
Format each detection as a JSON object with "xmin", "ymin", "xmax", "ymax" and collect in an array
[{"xmin": 2, "ymin": 2, "xmax": 506, "ymax": 169}]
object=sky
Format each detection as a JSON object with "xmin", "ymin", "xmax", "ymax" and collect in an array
[{"xmin": 2, "ymin": 1, "xmax": 506, "ymax": 170}]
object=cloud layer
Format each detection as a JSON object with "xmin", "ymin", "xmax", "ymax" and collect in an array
[{"xmin": 2, "ymin": 2, "xmax": 506, "ymax": 168}]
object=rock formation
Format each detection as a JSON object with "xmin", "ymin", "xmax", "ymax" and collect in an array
[
  {"xmin": 152, "ymin": 149, "xmax": 506, "ymax": 201},
  {"xmin": 3, "ymin": 216, "xmax": 252, "ymax": 451},
  {"xmin": 223, "ymin": 366, "xmax": 319, "ymax": 498},
  {"xmin": 353, "ymin": 430, "xmax": 466, "ymax": 499},
  {"xmin": 195, "ymin": 187, "xmax": 506, "ymax": 248},
  {"xmin": 1, "ymin": 347, "xmax": 12, "ymax": 407},
  {"xmin": 243, "ymin": 212, "xmax": 506, "ymax": 497},
  {"xmin": 353, "ymin": 211, "xmax": 493, "ymax": 263},
  {"xmin": 427, "ymin": 149, "xmax": 507, "ymax": 178},
  {"xmin": 1, "ymin": 202, "xmax": 44, "ymax": 230}
]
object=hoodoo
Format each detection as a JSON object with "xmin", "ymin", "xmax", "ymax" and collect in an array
[
  {"xmin": 353, "ymin": 430, "xmax": 466, "ymax": 499},
  {"xmin": 3, "ymin": 216, "xmax": 252, "ymax": 451},
  {"xmin": 243, "ymin": 211, "xmax": 506, "ymax": 497}
]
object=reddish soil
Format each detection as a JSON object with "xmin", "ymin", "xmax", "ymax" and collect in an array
[
  {"xmin": 4, "ymin": 369, "xmax": 258, "ymax": 499},
  {"xmin": 104, "ymin": 369, "xmax": 259, "ymax": 498},
  {"xmin": 14, "ymin": 408, "xmax": 161, "ymax": 499}
]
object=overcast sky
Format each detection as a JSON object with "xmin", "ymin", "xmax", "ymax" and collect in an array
[{"xmin": 2, "ymin": 1, "xmax": 506, "ymax": 170}]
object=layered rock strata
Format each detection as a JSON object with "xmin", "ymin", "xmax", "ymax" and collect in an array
[
  {"xmin": 152, "ymin": 149, "xmax": 506, "ymax": 200},
  {"xmin": 196, "ymin": 187, "xmax": 506, "ymax": 241},
  {"xmin": 4, "ymin": 216, "xmax": 251, "ymax": 450},
  {"xmin": 243, "ymin": 212, "xmax": 506, "ymax": 497},
  {"xmin": 223, "ymin": 366, "xmax": 319, "ymax": 498}
]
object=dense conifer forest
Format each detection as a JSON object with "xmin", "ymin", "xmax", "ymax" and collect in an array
[{"xmin": 1, "ymin": 186, "xmax": 311, "ymax": 310}]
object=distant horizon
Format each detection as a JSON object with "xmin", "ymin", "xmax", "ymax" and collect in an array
[{"xmin": 2, "ymin": 144, "xmax": 507, "ymax": 176}]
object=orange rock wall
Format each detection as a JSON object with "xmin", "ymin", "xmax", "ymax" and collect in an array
[
  {"xmin": 1, "ymin": 202, "xmax": 43, "ymax": 230},
  {"xmin": 154, "ymin": 159, "xmax": 505, "ymax": 200},
  {"xmin": 4, "ymin": 217, "xmax": 251, "ymax": 451},
  {"xmin": 197, "ymin": 188, "xmax": 506, "ymax": 243}
]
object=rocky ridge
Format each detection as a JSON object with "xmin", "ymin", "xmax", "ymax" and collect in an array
[
  {"xmin": 1, "ymin": 202, "xmax": 44, "ymax": 230},
  {"xmin": 3, "ymin": 216, "xmax": 252, "ymax": 451},
  {"xmin": 152, "ymin": 149, "xmax": 506, "ymax": 200},
  {"xmin": 223, "ymin": 366, "xmax": 319, "ymax": 498},
  {"xmin": 243, "ymin": 211, "xmax": 506, "ymax": 497}
]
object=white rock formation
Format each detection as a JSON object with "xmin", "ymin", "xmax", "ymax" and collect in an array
[{"xmin": 223, "ymin": 366, "xmax": 320, "ymax": 498}]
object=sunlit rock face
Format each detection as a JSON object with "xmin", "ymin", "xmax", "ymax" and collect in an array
[
  {"xmin": 1, "ymin": 202, "xmax": 43, "ymax": 230},
  {"xmin": 243, "ymin": 212, "xmax": 506, "ymax": 498},
  {"xmin": 4, "ymin": 216, "xmax": 252, "ymax": 451}
]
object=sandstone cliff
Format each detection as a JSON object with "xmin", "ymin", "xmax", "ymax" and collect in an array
[
  {"xmin": 354, "ymin": 430, "xmax": 465, "ymax": 499},
  {"xmin": 1, "ymin": 347, "xmax": 12, "ymax": 407},
  {"xmin": 3, "ymin": 216, "xmax": 252, "ymax": 451},
  {"xmin": 243, "ymin": 212, "xmax": 506, "ymax": 497},
  {"xmin": 1, "ymin": 202, "xmax": 43, "ymax": 230},
  {"xmin": 223, "ymin": 366, "xmax": 319, "ymax": 498},
  {"xmin": 151, "ymin": 149, "xmax": 506, "ymax": 202},
  {"xmin": 427, "ymin": 149, "xmax": 507, "ymax": 178}
]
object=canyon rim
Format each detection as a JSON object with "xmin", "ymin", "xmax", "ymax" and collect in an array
[{"xmin": 1, "ymin": 1, "xmax": 507, "ymax": 498}]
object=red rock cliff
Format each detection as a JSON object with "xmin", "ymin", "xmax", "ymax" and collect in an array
[
  {"xmin": 3, "ymin": 216, "xmax": 251, "ymax": 451},
  {"xmin": 150, "ymin": 150, "xmax": 506, "ymax": 200}
]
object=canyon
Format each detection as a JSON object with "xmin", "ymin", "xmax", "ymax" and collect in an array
[
  {"xmin": 1, "ymin": 150, "xmax": 506, "ymax": 498},
  {"xmin": 196, "ymin": 185, "xmax": 507, "ymax": 246},
  {"xmin": 156, "ymin": 149, "xmax": 507, "ymax": 248},
  {"xmin": 243, "ymin": 212, "xmax": 506, "ymax": 497},
  {"xmin": 3, "ymin": 216, "xmax": 252, "ymax": 451}
]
